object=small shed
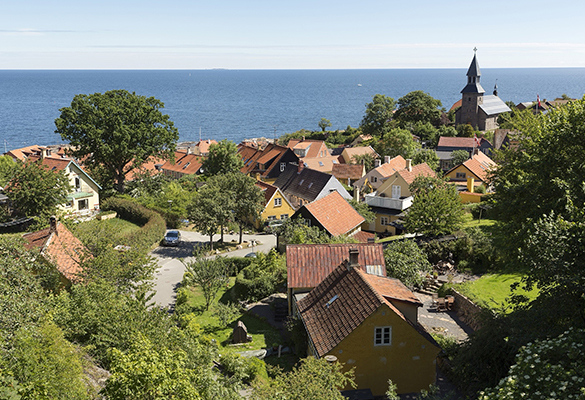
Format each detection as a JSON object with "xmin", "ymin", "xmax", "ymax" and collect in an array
[{"xmin": 232, "ymin": 320, "xmax": 252, "ymax": 344}]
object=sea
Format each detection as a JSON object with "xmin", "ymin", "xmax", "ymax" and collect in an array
[{"xmin": 2, "ymin": 68, "xmax": 585, "ymax": 152}]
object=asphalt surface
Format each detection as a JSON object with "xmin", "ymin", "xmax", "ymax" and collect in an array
[{"xmin": 149, "ymin": 230, "xmax": 277, "ymax": 309}]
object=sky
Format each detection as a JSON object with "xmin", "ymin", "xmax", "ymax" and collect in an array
[{"xmin": 2, "ymin": 0, "xmax": 585, "ymax": 70}]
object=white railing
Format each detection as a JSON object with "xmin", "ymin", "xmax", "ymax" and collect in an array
[{"xmin": 364, "ymin": 193, "xmax": 413, "ymax": 210}]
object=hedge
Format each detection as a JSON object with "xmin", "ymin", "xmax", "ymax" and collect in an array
[{"xmin": 101, "ymin": 196, "xmax": 166, "ymax": 251}]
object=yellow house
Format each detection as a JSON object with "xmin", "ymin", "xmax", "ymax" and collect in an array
[
  {"xmin": 362, "ymin": 161, "xmax": 435, "ymax": 235},
  {"xmin": 444, "ymin": 151, "xmax": 496, "ymax": 203},
  {"xmin": 296, "ymin": 252, "xmax": 440, "ymax": 396},
  {"xmin": 254, "ymin": 181, "xmax": 295, "ymax": 229}
]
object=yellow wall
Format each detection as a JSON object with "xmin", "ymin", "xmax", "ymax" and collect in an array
[
  {"xmin": 328, "ymin": 304, "xmax": 439, "ymax": 396},
  {"xmin": 376, "ymin": 173, "xmax": 411, "ymax": 199},
  {"xmin": 459, "ymin": 192, "xmax": 483, "ymax": 203},
  {"xmin": 255, "ymin": 191, "xmax": 296, "ymax": 229},
  {"xmin": 445, "ymin": 165, "xmax": 475, "ymax": 182},
  {"xmin": 362, "ymin": 213, "xmax": 402, "ymax": 235}
]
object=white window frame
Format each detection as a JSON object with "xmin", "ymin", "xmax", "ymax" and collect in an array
[
  {"xmin": 374, "ymin": 326, "xmax": 392, "ymax": 346},
  {"xmin": 380, "ymin": 216, "xmax": 389, "ymax": 226},
  {"xmin": 280, "ymin": 214, "xmax": 289, "ymax": 219},
  {"xmin": 274, "ymin": 197, "xmax": 282, "ymax": 207},
  {"xmin": 280, "ymin": 162, "xmax": 286, "ymax": 172},
  {"xmin": 391, "ymin": 185, "xmax": 401, "ymax": 199}
]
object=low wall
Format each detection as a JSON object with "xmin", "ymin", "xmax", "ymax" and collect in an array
[{"xmin": 450, "ymin": 289, "xmax": 485, "ymax": 331}]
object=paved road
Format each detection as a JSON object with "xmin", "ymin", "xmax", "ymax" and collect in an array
[{"xmin": 149, "ymin": 230, "xmax": 277, "ymax": 309}]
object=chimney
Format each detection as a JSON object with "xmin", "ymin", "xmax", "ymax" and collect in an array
[
  {"xmin": 297, "ymin": 162, "xmax": 304, "ymax": 173},
  {"xmin": 187, "ymin": 147, "xmax": 191, "ymax": 154},
  {"xmin": 467, "ymin": 177, "xmax": 475, "ymax": 193},
  {"xmin": 384, "ymin": 155, "xmax": 391, "ymax": 164},
  {"xmin": 473, "ymin": 148, "xmax": 479, "ymax": 156},
  {"xmin": 302, "ymin": 135, "xmax": 305, "ymax": 141},
  {"xmin": 406, "ymin": 159, "xmax": 412, "ymax": 172},
  {"xmin": 348, "ymin": 248, "xmax": 359, "ymax": 269},
  {"xmin": 353, "ymin": 186, "xmax": 360, "ymax": 202},
  {"xmin": 49, "ymin": 216, "xmax": 58, "ymax": 234},
  {"xmin": 374, "ymin": 159, "xmax": 381, "ymax": 168}
]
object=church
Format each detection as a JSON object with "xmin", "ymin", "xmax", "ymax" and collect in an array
[{"xmin": 455, "ymin": 50, "xmax": 511, "ymax": 131}]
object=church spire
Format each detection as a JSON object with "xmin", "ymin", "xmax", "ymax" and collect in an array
[
  {"xmin": 461, "ymin": 48, "xmax": 485, "ymax": 94},
  {"xmin": 493, "ymin": 80, "xmax": 498, "ymax": 96}
]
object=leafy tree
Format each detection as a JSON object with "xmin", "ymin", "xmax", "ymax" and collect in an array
[
  {"xmin": 11, "ymin": 321, "xmax": 91, "ymax": 400},
  {"xmin": 412, "ymin": 149, "xmax": 440, "ymax": 171},
  {"xmin": 187, "ymin": 184, "xmax": 229, "ymax": 250},
  {"xmin": 318, "ymin": 118, "xmax": 332, "ymax": 132},
  {"xmin": 360, "ymin": 94, "xmax": 396, "ymax": 137},
  {"xmin": 201, "ymin": 139, "xmax": 243, "ymax": 176},
  {"xmin": 450, "ymin": 149, "xmax": 470, "ymax": 166},
  {"xmin": 103, "ymin": 335, "xmax": 202, "ymax": 400},
  {"xmin": 479, "ymin": 329, "xmax": 585, "ymax": 400},
  {"xmin": 348, "ymin": 199, "xmax": 375, "ymax": 224},
  {"xmin": 252, "ymin": 357, "xmax": 355, "ymax": 400},
  {"xmin": 277, "ymin": 218, "xmax": 357, "ymax": 246},
  {"xmin": 0, "ymin": 155, "xmax": 17, "ymax": 187},
  {"xmin": 183, "ymin": 256, "xmax": 230, "ymax": 311},
  {"xmin": 384, "ymin": 240, "xmax": 431, "ymax": 289},
  {"xmin": 351, "ymin": 153, "xmax": 375, "ymax": 172},
  {"xmin": 374, "ymin": 127, "xmax": 420, "ymax": 160},
  {"xmin": 5, "ymin": 160, "xmax": 71, "ymax": 219},
  {"xmin": 394, "ymin": 90, "xmax": 443, "ymax": 127},
  {"xmin": 235, "ymin": 250, "xmax": 287, "ymax": 301},
  {"xmin": 220, "ymin": 173, "xmax": 264, "ymax": 244},
  {"xmin": 55, "ymin": 89, "xmax": 179, "ymax": 193},
  {"xmin": 456, "ymin": 123, "xmax": 475, "ymax": 137},
  {"xmin": 405, "ymin": 175, "xmax": 464, "ymax": 237}
]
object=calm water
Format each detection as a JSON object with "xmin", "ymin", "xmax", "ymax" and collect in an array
[{"xmin": 1, "ymin": 68, "xmax": 585, "ymax": 151}]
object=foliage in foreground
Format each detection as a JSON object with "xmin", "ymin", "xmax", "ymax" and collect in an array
[
  {"xmin": 235, "ymin": 250, "xmax": 287, "ymax": 301},
  {"xmin": 384, "ymin": 240, "xmax": 431, "ymax": 289},
  {"xmin": 183, "ymin": 256, "xmax": 230, "ymax": 311},
  {"xmin": 251, "ymin": 357, "xmax": 355, "ymax": 400},
  {"xmin": 479, "ymin": 329, "xmax": 585, "ymax": 400}
]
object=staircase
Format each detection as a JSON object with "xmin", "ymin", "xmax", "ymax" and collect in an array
[{"xmin": 418, "ymin": 279, "xmax": 441, "ymax": 296}]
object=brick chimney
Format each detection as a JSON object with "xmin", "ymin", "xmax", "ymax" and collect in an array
[
  {"xmin": 49, "ymin": 216, "xmax": 58, "ymax": 234},
  {"xmin": 348, "ymin": 248, "xmax": 359, "ymax": 269},
  {"xmin": 406, "ymin": 159, "xmax": 412, "ymax": 172}
]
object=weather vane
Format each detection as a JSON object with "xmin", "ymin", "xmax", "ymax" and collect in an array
[{"xmin": 473, "ymin": 47, "xmax": 477, "ymax": 54}]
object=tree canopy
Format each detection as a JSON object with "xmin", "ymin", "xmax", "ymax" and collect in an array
[
  {"xmin": 201, "ymin": 139, "xmax": 244, "ymax": 176},
  {"xmin": 5, "ymin": 160, "xmax": 71, "ymax": 219},
  {"xmin": 405, "ymin": 175, "xmax": 464, "ymax": 237},
  {"xmin": 360, "ymin": 94, "xmax": 396, "ymax": 137},
  {"xmin": 384, "ymin": 240, "xmax": 431, "ymax": 289},
  {"xmin": 374, "ymin": 127, "xmax": 420, "ymax": 160},
  {"xmin": 55, "ymin": 89, "xmax": 179, "ymax": 193},
  {"xmin": 394, "ymin": 90, "xmax": 443, "ymax": 127},
  {"xmin": 318, "ymin": 118, "xmax": 332, "ymax": 132}
]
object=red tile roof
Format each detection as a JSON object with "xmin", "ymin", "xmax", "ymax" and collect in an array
[
  {"xmin": 461, "ymin": 151, "xmax": 496, "ymax": 182},
  {"xmin": 331, "ymin": 163, "xmax": 365, "ymax": 181},
  {"xmin": 287, "ymin": 243, "xmax": 385, "ymax": 289},
  {"xmin": 376, "ymin": 155, "xmax": 407, "ymax": 177},
  {"xmin": 352, "ymin": 230, "xmax": 376, "ymax": 243},
  {"xmin": 288, "ymin": 140, "xmax": 330, "ymax": 159},
  {"xmin": 195, "ymin": 139, "xmax": 218, "ymax": 155},
  {"xmin": 255, "ymin": 180, "xmax": 278, "ymax": 204},
  {"xmin": 297, "ymin": 263, "xmax": 424, "ymax": 357},
  {"xmin": 161, "ymin": 152, "xmax": 204, "ymax": 175},
  {"xmin": 397, "ymin": 162, "xmax": 436, "ymax": 185},
  {"xmin": 303, "ymin": 191, "xmax": 364, "ymax": 237},
  {"xmin": 23, "ymin": 221, "xmax": 86, "ymax": 283},
  {"xmin": 437, "ymin": 136, "xmax": 491, "ymax": 148},
  {"xmin": 239, "ymin": 143, "xmax": 292, "ymax": 177}
]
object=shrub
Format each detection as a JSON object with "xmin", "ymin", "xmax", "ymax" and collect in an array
[
  {"xmin": 235, "ymin": 250, "xmax": 286, "ymax": 301},
  {"xmin": 101, "ymin": 196, "xmax": 166, "ymax": 251},
  {"xmin": 220, "ymin": 353, "xmax": 266, "ymax": 383},
  {"xmin": 213, "ymin": 302, "xmax": 242, "ymax": 327}
]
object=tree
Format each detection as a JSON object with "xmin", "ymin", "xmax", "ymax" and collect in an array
[
  {"xmin": 374, "ymin": 127, "xmax": 420, "ymax": 160},
  {"xmin": 450, "ymin": 149, "xmax": 470, "ymax": 166},
  {"xmin": 55, "ymin": 89, "xmax": 179, "ymax": 193},
  {"xmin": 0, "ymin": 155, "xmax": 17, "ymax": 187},
  {"xmin": 405, "ymin": 175, "xmax": 464, "ymax": 237},
  {"xmin": 318, "ymin": 118, "xmax": 332, "ymax": 132},
  {"xmin": 479, "ymin": 329, "xmax": 585, "ymax": 400},
  {"xmin": 351, "ymin": 153, "xmax": 375, "ymax": 172},
  {"xmin": 5, "ymin": 160, "xmax": 71, "ymax": 219},
  {"xmin": 201, "ymin": 139, "xmax": 244, "ymax": 176},
  {"xmin": 360, "ymin": 94, "xmax": 396, "ymax": 137},
  {"xmin": 182, "ymin": 256, "xmax": 230, "ymax": 311},
  {"xmin": 412, "ymin": 149, "xmax": 440, "ymax": 171},
  {"xmin": 384, "ymin": 240, "xmax": 432, "ymax": 289},
  {"xmin": 252, "ymin": 357, "xmax": 355, "ymax": 400},
  {"xmin": 221, "ymin": 173, "xmax": 264, "ymax": 244},
  {"xmin": 394, "ymin": 90, "xmax": 442, "ymax": 127},
  {"xmin": 348, "ymin": 199, "xmax": 375, "ymax": 224},
  {"xmin": 187, "ymin": 184, "xmax": 229, "ymax": 250},
  {"xmin": 235, "ymin": 249, "xmax": 287, "ymax": 301}
]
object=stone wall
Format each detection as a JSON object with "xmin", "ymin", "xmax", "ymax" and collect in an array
[{"xmin": 450, "ymin": 289, "xmax": 485, "ymax": 331}]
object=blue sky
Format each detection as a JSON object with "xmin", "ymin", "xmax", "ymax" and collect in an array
[{"xmin": 2, "ymin": 0, "xmax": 585, "ymax": 69}]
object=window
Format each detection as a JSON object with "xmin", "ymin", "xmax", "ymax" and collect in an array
[
  {"xmin": 299, "ymin": 179, "xmax": 304, "ymax": 185},
  {"xmin": 391, "ymin": 185, "xmax": 401, "ymax": 199},
  {"xmin": 318, "ymin": 161, "xmax": 324, "ymax": 167},
  {"xmin": 74, "ymin": 177, "xmax": 80, "ymax": 190},
  {"xmin": 280, "ymin": 162, "xmax": 286, "ymax": 172},
  {"xmin": 267, "ymin": 215, "xmax": 277, "ymax": 221},
  {"xmin": 305, "ymin": 219, "xmax": 311, "ymax": 227},
  {"xmin": 374, "ymin": 326, "xmax": 392, "ymax": 346},
  {"xmin": 280, "ymin": 214, "xmax": 289, "ymax": 219},
  {"xmin": 371, "ymin": 176, "xmax": 378, "ymax": 183},
  {"xmin": 274, "ymin": 198, "xmax": 282, "ymax": 207},
  {"xmin": 380, "ymin": 217, "xmax": 389, "ymax": 226},
  {"xmin": 78, "ymin": 199, "xmax": 89, "ymax": 210},
  {"xmin": 456, "ymin": 172, "xmax": 466, "ymax": 179}
]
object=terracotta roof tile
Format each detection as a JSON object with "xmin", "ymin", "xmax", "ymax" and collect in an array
[
  {"xmin": 342, "ymin": 146, "xmax": 379, "ymax": 163},
  {"xmin": 287, "ymin": 243, "xmax": 385, "ymax": 288},
  {"xmin": 303, "ymin": 191, "xmax": 364, "ymax": 236},
  {"xmin": 397, "ymin": 163, "xmax": 436, "ymax": 185},
  {"xmin": 161, "ymin": 152, "xmax": 204, "ymax": 175},
  {"xmin": 23, "ymin": 222, "xmax": 86, "ymax": 283},
  {"xmin": 376, "ymin": 155, "xmax": 407, "ymax": 177},
  {"xmin": 461, "ymin": 152, "xmax": 496, "ymax": 182},
  {"xmin": 331, "ymin": 163, "xmax": 365, "ymax": 180}
]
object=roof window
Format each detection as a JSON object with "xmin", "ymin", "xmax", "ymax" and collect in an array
[{"xmin": 325, "ymin": 294, "xmax": 339, "ymax": 308}]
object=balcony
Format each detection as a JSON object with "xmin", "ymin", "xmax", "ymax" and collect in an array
[{"xmin": 364, "ymin": 193, "xmax": 413, "ymax": 211}]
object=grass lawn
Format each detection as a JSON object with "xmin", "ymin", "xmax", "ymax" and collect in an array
[
  {"xmin": 455, "ymin": 273, "xmax": 539, "ymax": 313},
  {"xmin": 182, "ymin": 278, "xmax": 285, "ymax": 354}
]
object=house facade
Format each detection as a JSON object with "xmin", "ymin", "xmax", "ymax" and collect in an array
[
  {"xmin": 296, "ymin": 255, "xmax": 440, "ymax": 396},
  {"xmin": 363, "ymin": 161, "xmax": 435, "ymax": 235},
  {"xmin": 239, "ymin": 143, "xmax": 299, "ymax": 184},
  {"xmin": 253, "ymin": 181, "xmax": 295, "ymax": 229},
  {"xmin": 354, "ymin": 155, "xmax": 407, "ymax": 193}
]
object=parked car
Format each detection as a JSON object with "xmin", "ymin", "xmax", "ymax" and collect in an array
[{"xmin": 162, "ymin": 230, "xmax": 181, "ymax": 246}]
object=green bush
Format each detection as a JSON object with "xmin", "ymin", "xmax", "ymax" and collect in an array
[
  {"xmin": 225, "ymin": 257, "xmax": 255, "ymax": 276},
  {"xmin": 234, "ymin": 250, "xmax": 286, "ymax": 301},
  {"xmin": 101, "ymin": 196, "xmax": 166, "ymax": 251},
  {"xmin": 219, "ymin": 353, "xmax": 266, "ymax": 383}
]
